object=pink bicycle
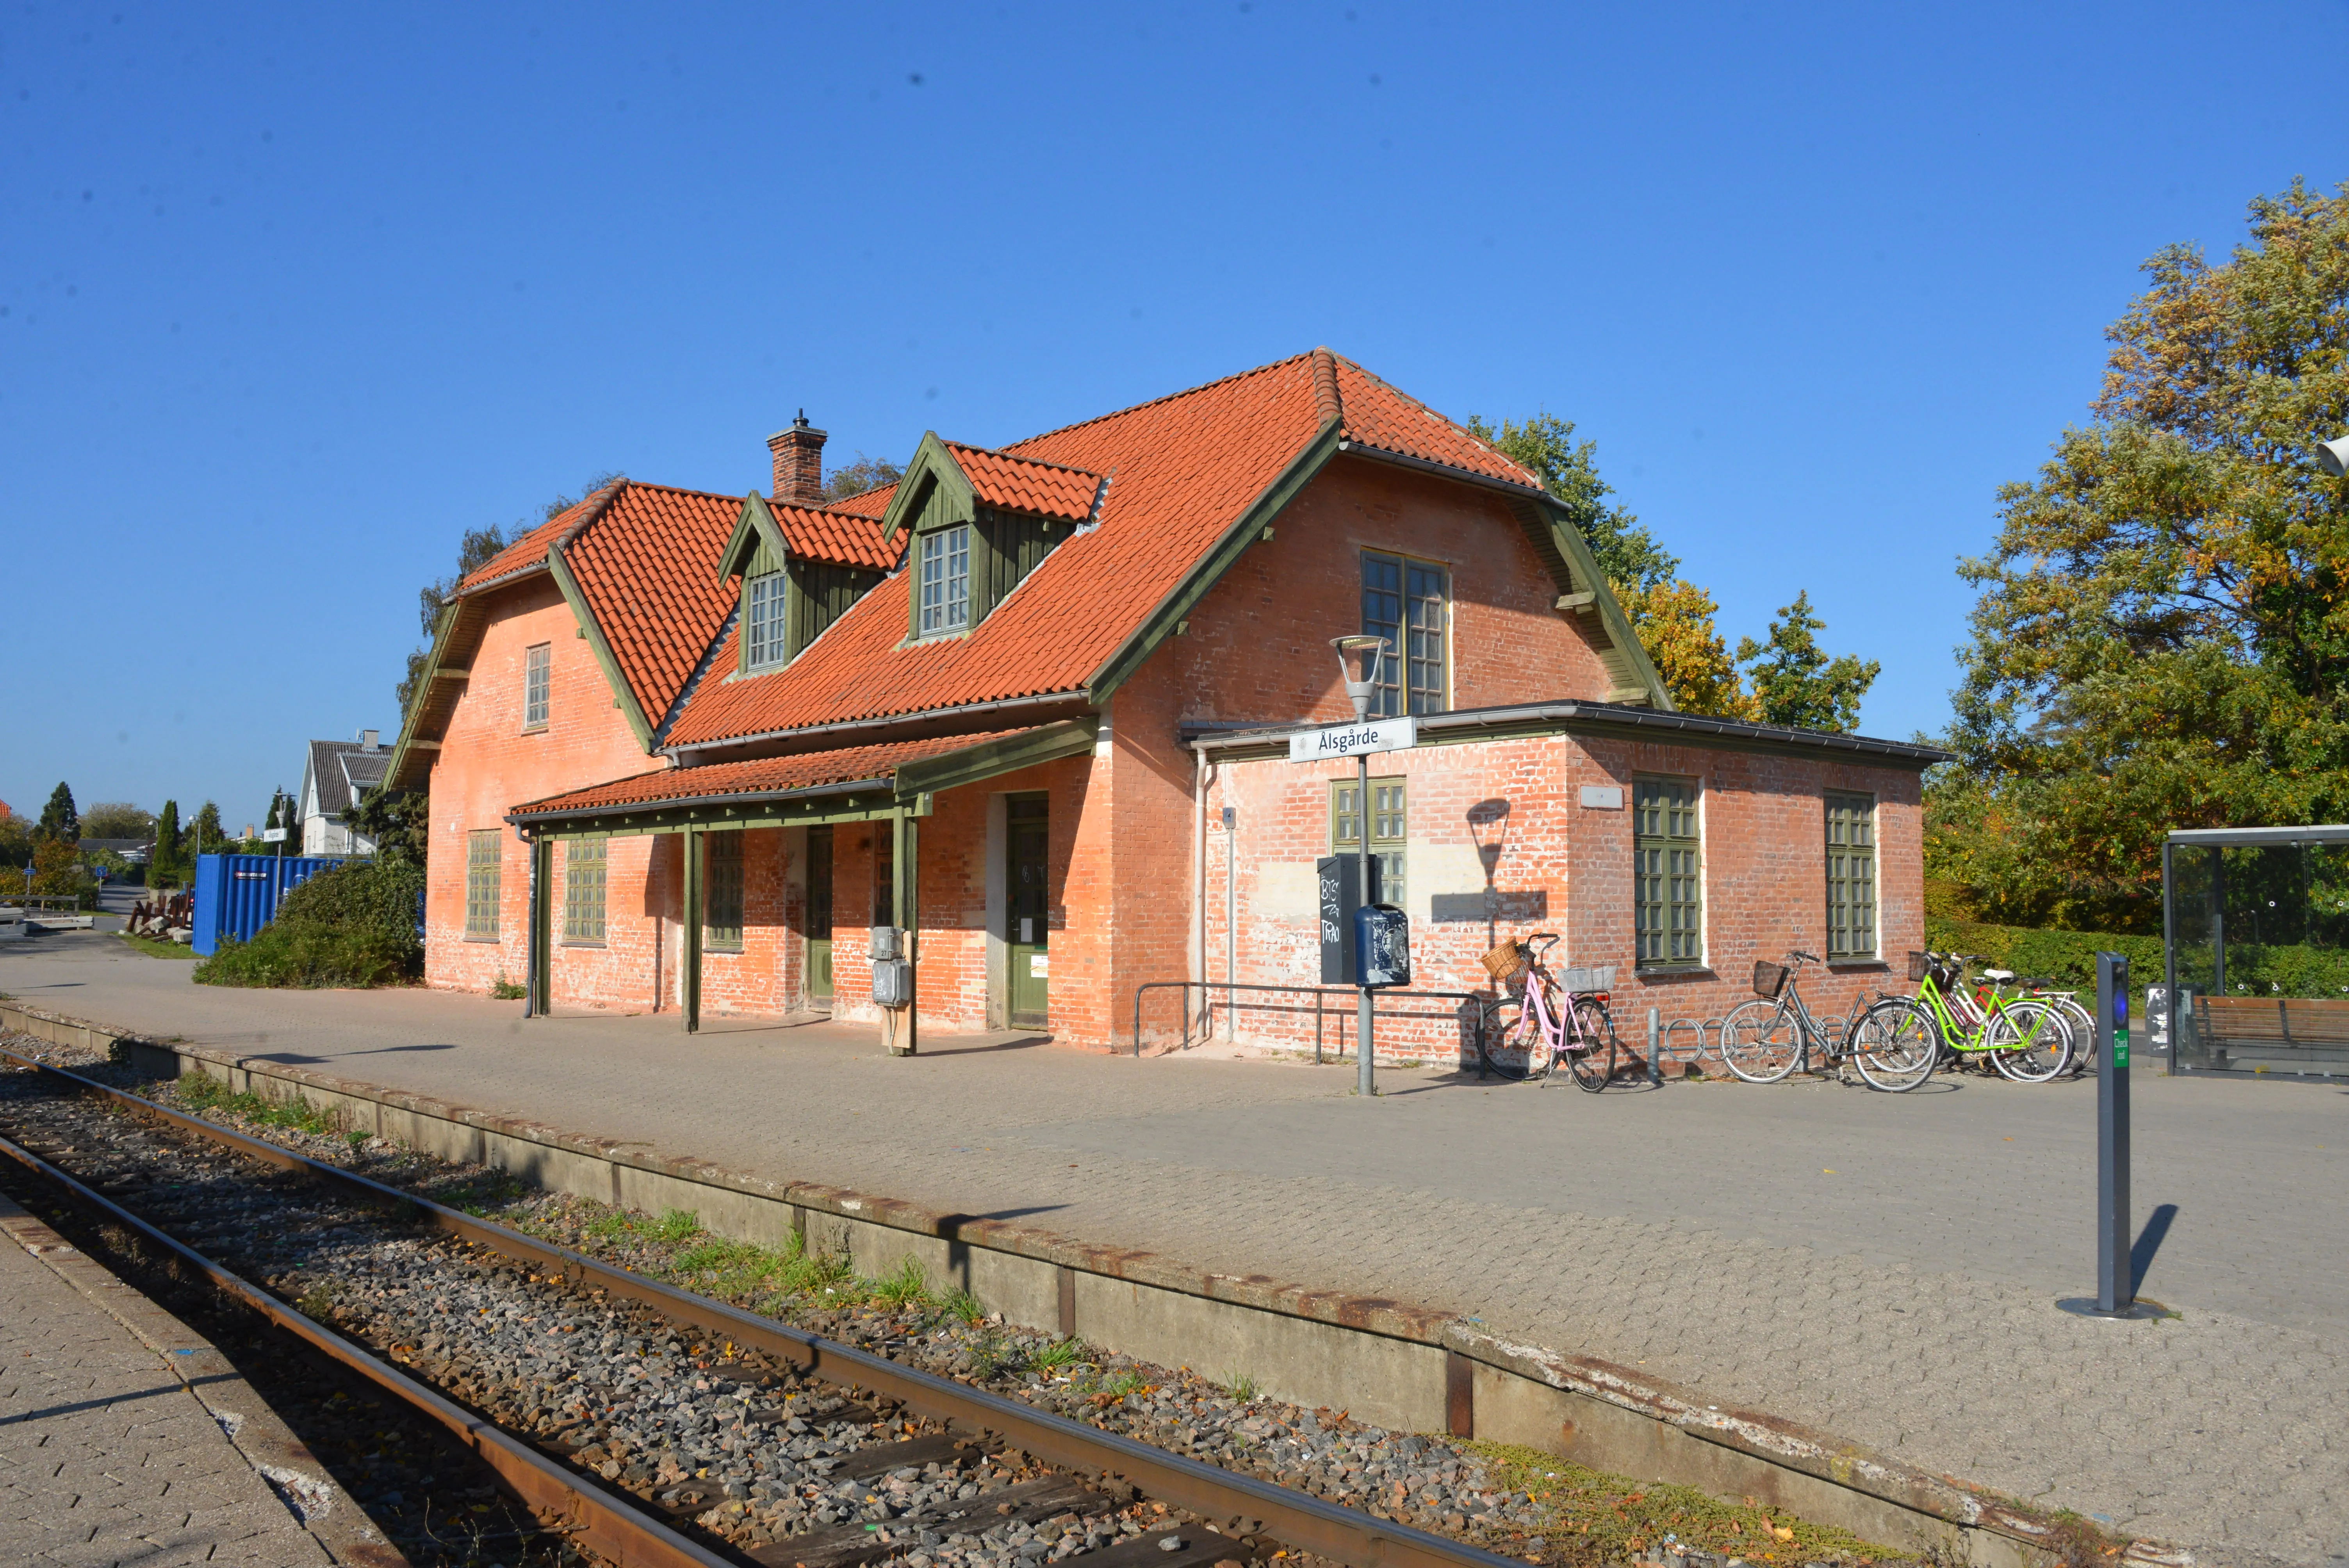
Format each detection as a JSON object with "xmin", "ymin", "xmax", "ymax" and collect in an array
[{"xmin": 1479, "ymin": 933, "xmax": 1621, "ymax": 1091}]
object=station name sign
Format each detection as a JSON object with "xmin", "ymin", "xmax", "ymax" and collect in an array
[{"xmin": 1285, "ymin": 716, "xmax": 1417, "ymax": 763}]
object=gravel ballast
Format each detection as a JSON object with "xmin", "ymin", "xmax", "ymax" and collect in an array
[{"xmin": 0, "ymin": 1038, "xmax": 1901, "ymax": 1568}]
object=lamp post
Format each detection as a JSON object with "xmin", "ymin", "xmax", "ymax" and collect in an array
[{"xmin": 1330, "ymin": 634, "xmax": 1390, "ymax": 1098}]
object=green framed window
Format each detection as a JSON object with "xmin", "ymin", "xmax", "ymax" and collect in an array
[
  {"xmin": 744, "ymin": 571, "xmax": 788, "ymax": 669},
  {"xmin": 465, "ymin": 830, "xmax": 502, "ymax": 939},
  {"xmin": 563, "ymin": 838, "xmax": 606, "ymax": 943},
  {"xmin": 523, "ymin": 643, "xmax": 551, "ymax": 731},
  {"xmin": 1825, "ymin": 792, "xmax": 1877, "ymax": 959},
  {"xmin": 1331, "ymin": 776, "xmax": 1407, "ymax": 908},
  {"xmin": 917, "ymin": 524, "xmax": 971, "ymax": 635},
  {"xmin": 1634, "ymin": 777, "xmax": 1702, "ymax": 966},
  {"xmin": 1361, "ymin": 552, "xmax": 1449, "ymax": 717},
  {"xmin": 704, "ymin": 832, "xmax": 744, "ymax": 952}
]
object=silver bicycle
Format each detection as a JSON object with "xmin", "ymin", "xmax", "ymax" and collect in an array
[{"xmin": 1720, "ymin": 951, "xmax": 1936, "ymax": 1092}]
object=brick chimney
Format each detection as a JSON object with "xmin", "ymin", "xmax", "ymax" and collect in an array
[{"xmin": 767, "ymin": 410, "xmax": 828, "ymax": 507}]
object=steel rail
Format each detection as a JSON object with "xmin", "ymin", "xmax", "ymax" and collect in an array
[
  {"xmin": 0, "ymin": 1123, "xmax": 733, "ymax": 1568},
  {"xmin": 0, "ymin": 1048, "xmax": 1527, "ymax": 1568}
]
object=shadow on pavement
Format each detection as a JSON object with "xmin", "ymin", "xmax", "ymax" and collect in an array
[{"xmin": 2133, "ymin": 1202, "xmax": 2180, "ymax": 1295}]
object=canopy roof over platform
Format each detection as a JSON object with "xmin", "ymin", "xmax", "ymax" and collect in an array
[
  {"xmin": 504, "ymin": 719, "xmax": 1097, "ymax": 837},
  {"xmin": 2166, "ymin": 824, "xmax": 2349, "ymax": 848}
]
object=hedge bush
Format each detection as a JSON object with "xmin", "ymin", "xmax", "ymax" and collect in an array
[
  {"xmin": 1924, "ymin": 915, "xmax": 2349, "ymax": 998},
  {"xmin": 194, "ymin": 859, "xmax": 423, "ymax": 989}
]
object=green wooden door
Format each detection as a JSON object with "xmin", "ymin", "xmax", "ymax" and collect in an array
[
  {"xmin": 806, "ymin": 826, "xmax": 834, "ymax": 1003},
  {"xmin": 1007, "ymin": 797, "xmax": 1049, "ymax": 1028}
]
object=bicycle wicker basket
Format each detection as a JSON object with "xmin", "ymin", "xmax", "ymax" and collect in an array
[
  {"xmin": 1907, "ymin": 950, "xmax": 1930, "ymax": 982},
  {"xmin": 1752, "ymin": 959, "xmax": 1791, "ymax": 999},
  {"xmin": 1558, "ymin": 965, "xmax": 1615, "ymax": 994},
  {"xmin": 1479, "ymin": 940, "xmax": 1529, "ymax": 984}
]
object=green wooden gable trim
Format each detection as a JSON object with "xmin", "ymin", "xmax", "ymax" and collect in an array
[
  {"xmin": 1505, "ymin": 492, "xmax": 1675, "ymax": 711},
  {"xmin": 1085, "ymin": 421, "xmax": 1346, "ymax": 705},
  {"xmin": 715, "ymin": 492, "xmax": 795, "ymax": 585},
  {"xmin": 385, "ymin": 595, "xmax": 466, "ymax": 792},
  {"xmin": 879, "ymin": 432, "xmax": 976, "ymax": 543},
  {"xmin": 549, "ymin": 540, "xmax": 656, "ymax": 751},
  {"xmin": 891, "ymin": 718, "xmax": 1098, "ymax": 802}
]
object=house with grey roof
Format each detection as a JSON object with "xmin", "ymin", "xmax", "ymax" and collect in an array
[{"xmin": 298, "ymin": 730, "xmax": 389, "ymax": 856}]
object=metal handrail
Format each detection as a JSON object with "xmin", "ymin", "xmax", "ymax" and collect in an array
[{"xmin": 1132, "ymin": 979, "xmax": 1488, "ymax": 1064}]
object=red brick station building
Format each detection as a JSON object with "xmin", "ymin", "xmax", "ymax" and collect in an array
[{"xmin": 386, "ymin": 350, "xmax": 1939, "ymax": 1061}]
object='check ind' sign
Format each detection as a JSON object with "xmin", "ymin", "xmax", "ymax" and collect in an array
[{"xmin": 1286, "ymin": 716, "xmax": 1418, "ymax": 763}]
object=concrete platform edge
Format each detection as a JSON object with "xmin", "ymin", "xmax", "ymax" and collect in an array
[
  {"xmin": 0, "ymin": 1183, "xmax": 405, "ymax": 1566},
  {"xmin": 2, "ymin": 997, "xmax": 2178, "ymax": 1568}
]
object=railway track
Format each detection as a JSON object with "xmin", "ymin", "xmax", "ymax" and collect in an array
[{"xmin": 0, "ymin": 1046, "xmax": 1534, "ymax": 1568}]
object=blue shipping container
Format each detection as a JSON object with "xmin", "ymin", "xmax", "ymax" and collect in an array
[{"xmin": 191, "ymin": 853, "xmax": 354, "ymax": 955}]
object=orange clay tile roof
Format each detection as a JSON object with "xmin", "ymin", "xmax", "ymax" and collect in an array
[
  {"xmin": 456, "ymin": 492, "xmax": 606, "ymax": 593},
  {"xmin": 766, "ymin": 503, "xmax": 900, "ymax": 572},
  {"xmin": 452, "ymin": 480, "xmax": 745, "ymax": 729},
  {"xmin": 663, "ymin": 348, "xmax": 1543, "ymax": 748},
  {"xmin": 822, "ymin": 483, "xmax": 896, "ymax": 519},
  {"xmin": 942, "ymin": 442, "xmax": 1102, "ymax": 522},
  {"xmin": 510, "ymin": 729, "xmax": 1034, "ymax": 818}
]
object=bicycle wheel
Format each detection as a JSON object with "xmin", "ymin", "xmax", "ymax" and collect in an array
[
  {"xmin": 1720, "ymin": 998, "xmax": 1804, "ymax": 1083},
  {"xmin": 1990, "ymin": 1000, "xmax": 2071, "ymax": 1082},
  {"xmin": 1565, "ymin": 994, "xmax": 1618, "ymax": 1093},
  {"xmin": 1849, "ymin": 998, "xmax": 1938, "ymax": 1092},
  {"xmin": 1477, "ymin": 997, "xmax": 1534, "ymax": 1081},
  {"xmin": 2051, "ymin": 996, "xmax": 2097, "ymax": 1073}
]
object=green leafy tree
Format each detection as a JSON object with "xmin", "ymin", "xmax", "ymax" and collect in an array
[
  {"xmin": 1735, "ymin": 592, "xmax": 1880, "ymax": 732},
  {"xmin": 822, "ymin": 452, "xmax": 904, "ymax": 504},
  {"xmin": 1613, "ymin": 578, "xmax": 1757, "ymax": 719},
  {"xmin": 78, "ymin": 802, "xmax": 155, "ymax": 841},
  {"xmin": 151, "ymin": 800, "xmax": 182, "ymax": 886},
  {"xmin": 346, "ymin": 788, "xmax": 428, "ymax": 869},
  {"xmin": 188, "ymin": 802, "xmax": 227, "ymax": 860},
  {"xmin": 1467, "ymin": 412, "xmax": 1678, "ymax": 590},
  {"xmin": 35, "ymin": 782, "xmax": 78, "ymax": 845},
  {"xmin": 0, "ymin": 816, "xmax": 32, "ymax": 873},
  {"xmin": 29, "ymin": 837, "xmax": 90, "ymax": 903},
  {"xmin": 1943, "ymin": 178, "xmax": 2349, "ymax": 930}
]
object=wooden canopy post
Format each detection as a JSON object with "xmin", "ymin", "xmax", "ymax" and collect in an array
[
  {"xmin": 683, "ymin": 825, "xmax": 704, "ymax": 1034},
  {"xmin": 888, "ymin": 810, "xmax": 919, "ymax": 1056},
  {"xmin": 526, "ymin": 837, "xmax": 552, "ymax": 1018}
]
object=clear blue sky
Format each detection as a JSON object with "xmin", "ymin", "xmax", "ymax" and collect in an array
[{"xmin": 5, "ymin": 2, "xmax": 2345, "ymax": 827}]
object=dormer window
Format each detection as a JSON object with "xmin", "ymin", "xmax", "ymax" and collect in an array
[
  {"xmin": 744, "ymin": 570, "xmax": 787, "ymax": 669},
  {"xmin": 918, "ymin": 524, "xmax": 971, "ymax": 636}
]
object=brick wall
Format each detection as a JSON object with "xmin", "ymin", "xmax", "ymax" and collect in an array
[
  {"xmin": 424, "ymin": 451, "xmax": 1923, "ymax": 1064},
  {"xmin": 1196, "ymin": 732, "xmax": 1925, "ymax": 1066},
  {"xmin": 424, "ymin": 576, "xmax": 667, "ymax": 996}
]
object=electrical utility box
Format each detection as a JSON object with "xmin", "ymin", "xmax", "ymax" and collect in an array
[
  {"xmin": 1315, "ymin": 856, "xmax": 1387, "ymax": 985},
  {"xmin": 1355, "ymin": 903, "xmax": 1412, "ymax": 989},
  {"xmin": 871, "ymin": 958, "xmax": 912, "ymax": 1008}
]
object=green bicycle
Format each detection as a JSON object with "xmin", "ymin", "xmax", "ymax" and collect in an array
[{"xmin": 1857, "ymin": 952, "xmax": 2072, "ymax": 1082}]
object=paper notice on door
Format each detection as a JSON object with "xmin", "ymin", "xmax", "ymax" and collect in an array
[
  {"xmin": 1029, "ymin": 954, "xmax": 1049, "ymax": 978},
  {"xmin": 1019, "ymin": 917, "xmax": 1033, "ymax": 943}
]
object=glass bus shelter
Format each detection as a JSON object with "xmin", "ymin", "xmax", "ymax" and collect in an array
[{"xmin": 2165, "ymin": 824, "xmax": 2349, "ymax": 1078}]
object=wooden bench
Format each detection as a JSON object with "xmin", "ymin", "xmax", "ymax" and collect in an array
[{"xmin": 2191, "ymin": 995, "xmax": 2349, "ymax": 1076}]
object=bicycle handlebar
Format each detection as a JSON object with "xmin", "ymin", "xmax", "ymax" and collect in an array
[
  {"xmin": 1789, "ymin": 950, "xmax": 1820, "ymax": 964},
  {"xmin": 1528, "ymin": 932, "xmax": 1561, "ymax": 955}
]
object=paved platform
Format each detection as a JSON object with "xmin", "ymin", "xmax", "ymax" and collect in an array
[
  {"xmin": 0, "ymin": 1187, "xmax": 342, "ymax": 1566},
  {"xmin": 6, "ymin": 930, "xmax": 2347, "ymax": 1566}
]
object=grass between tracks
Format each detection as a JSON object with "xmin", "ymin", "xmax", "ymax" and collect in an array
[
  {"xmin": 132, "ymin": 1069, "xmax": 1925, "ymax": 1567},
  {"xmin": 1462, "ymin": 1441, "xmax": 1896, "ymax": 1565}
]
